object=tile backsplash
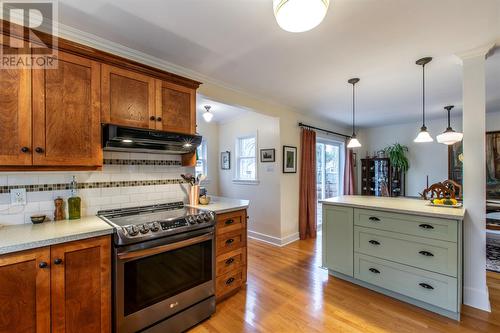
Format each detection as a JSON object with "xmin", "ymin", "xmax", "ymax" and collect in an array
[{"xmin": 0, "ymin": 152, "xmax": 193, "ymax": 225}]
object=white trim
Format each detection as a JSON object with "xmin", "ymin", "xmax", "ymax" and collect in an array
[
  {"xmin": 455, "ymin": 42, "xmax": 496, "ymax": 61},
  {"xmin": 248, "ymin": 230, "xmax": 300, "ymax": 247},
  {"xmin": 232, "ymin": 179, "xmax": 260, "ymax": 185},
  {"xmin": 234, "ymin": 132, "xmax": 258, "ymax": 182}
]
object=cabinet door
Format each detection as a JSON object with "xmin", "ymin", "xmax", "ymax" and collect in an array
[
  {"xmin": 102, "ymin": 64, "xmax": 156, "ymax": 129},
  {"xmin": 322, "ymin": 205, "xmax": 354, "ymax": 277},
  {"xmin": 0, "ymin": 36, "xmax": 32, "ymax": 165},
  {"xmin": 32, "ymin": 51, "xmax": 102, "ymax": 166},
  {"xmin": 0, "ymin": 247, "xmax": 50, "ymax": 333},
  {"xmin": 155, "ymin": 80, "xmax": 195, "ymax": 134},
  {"xmin": 51, "ymin": 236, "xmax": 111, "ymax": 333}
]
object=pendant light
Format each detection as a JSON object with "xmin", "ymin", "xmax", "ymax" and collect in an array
[
  {"xmin": 414, "ymin": 57, "xmax": 434, "ymax": 143},
  {"xmin": 202, "ymin": 105, "xmax": 213, "ymax": 122},
  {"xmin": 273, "ymin": 0, "xmax": 330, "ymax": 33},
  {"xmin": 436, "ymin": 105, "xmax": 463, "ymax": 145},
  {"xmin": 347, "ymin": 78, "xmax": 362, "ymax": 149}
]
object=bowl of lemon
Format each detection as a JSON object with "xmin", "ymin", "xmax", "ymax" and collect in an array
[{"xmin": 428, "ymin": 198, "xmax": 462, "ymax": 208}]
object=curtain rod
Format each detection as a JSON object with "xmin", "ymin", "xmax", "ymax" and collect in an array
[{"xmin": 298, "ymin": 122, "xmax": 351, "ymax": 139}]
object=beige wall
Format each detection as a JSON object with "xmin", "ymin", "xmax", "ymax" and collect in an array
[{"xmin": 196, "ymin": 119, "xmax": 220, "ymax": 196}]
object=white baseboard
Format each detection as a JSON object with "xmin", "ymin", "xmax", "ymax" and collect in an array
[{"xmin": 248, "ymin": 230, "xmax": 300, "ymax": 247}]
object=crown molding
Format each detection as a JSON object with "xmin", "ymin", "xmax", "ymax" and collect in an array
[{"xmin": 455, "ymin": 42, "xmax": 497, "ymax": 61}]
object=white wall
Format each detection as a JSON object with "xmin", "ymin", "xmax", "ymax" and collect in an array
[
  {"xmin": 196, "ymin": 119, "xmax": 219, "ymax": 196},
  {"xmin": 217, "ymin": 112, "xmax": 282, "ymax": 241},
  {"xmin": 356, "ymin": 112, "xmax": 500, "ymax": 197}
]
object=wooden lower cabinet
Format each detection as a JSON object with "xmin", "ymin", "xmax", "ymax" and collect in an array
[
  {"xmin": 0, "ymin": 236, "xmax": 111, "ymax": 333},
  {"xmin": 215, "ymin": 209, "xmax": 247, "ymax": 302}
]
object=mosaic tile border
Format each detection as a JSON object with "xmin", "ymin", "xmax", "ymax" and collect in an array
[
  {"xmin": 0, "ymin": 179, "xmax": 186, "ymax": 194},
  {"xmin": 103, "ymin": 159, "xmax": 182, "ymax": 166}
]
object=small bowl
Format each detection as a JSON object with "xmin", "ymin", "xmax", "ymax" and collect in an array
[
  {"xmin": 30, "ymin": 215, "xmax": 46, "ymax": 224},
  {"xmin": 199, "ymin": 196, "xmax": 211, "ymax": 205}
]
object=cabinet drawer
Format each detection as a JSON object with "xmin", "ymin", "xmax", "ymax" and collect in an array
[
  {"xmin": 216, "ymin": 268, "xmax": 243, "ymax": 299},
  {"xmin": 354, "ymin": 208, "xmax": 458, "ymax": 242},
  {"xmin": 354, "ymin": 227, "xmax": 457, "ymax": 276},
  {"xmin": 216, "ymin": 229, "xmax": 245, "ymax": 256},
  {"xmin": 216, "ymin": 210, "xmax": 246, "ymax": 235},
  {"xmin": 354, "ymin": 253, "xmax": 458, "ymax": 312},
  {"xmin": 216, "ymin": 248, "xmax": 245, "ymax": 277}
]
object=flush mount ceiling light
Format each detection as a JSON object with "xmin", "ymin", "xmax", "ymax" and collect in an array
[
  {"xmin": 347, "ymin": 78, "xmax": 362, "ymax": 149},
  {"xmin": 436, "ymin": 105, "xmax": 463, "ymax": 145},
  {"xmin": 273, "ymin": 0, "xmax": 330, "ymax": 33},
  {"xmin": 414, "ymin": 57, "xmax": 434, "ymax": 143},
  {"xmin": 202, "ymin": 105, "xmax": 213, "ymax": 122}
]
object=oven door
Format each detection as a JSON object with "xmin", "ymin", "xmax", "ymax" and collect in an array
[{"xmin": 114, "ymin": 227, "xmax": 215, "ymax": 333}]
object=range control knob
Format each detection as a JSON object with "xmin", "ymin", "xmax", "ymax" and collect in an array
[
  {"xmin": 187, "ymin": 216, "xmax": 196, "ymax": 225},
  {"xmin": 196, "ymin": 215, "xmax": 204, "ymax": 223},
  {"xmin": 203, "ymin": 214, "xmax": 211, "ymax": 222},
  {"xmin": 139, "ymin": 224, "xmax": 150, "ymax": 234},
  {"xmin": 149, "ymin": 222, "xmax": 160, "ymax": 232},
  {"xmin": 126, "ymin": 225, "xmax": 139, "ymax": 236}
]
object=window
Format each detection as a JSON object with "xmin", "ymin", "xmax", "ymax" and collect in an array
[
  {"xmin": 195, "ymin": 139, "xmax": 208, "ymax": 177},
  {"xmin": 235, "ymin": 135, "xmax": 257, "ymax": 182}
]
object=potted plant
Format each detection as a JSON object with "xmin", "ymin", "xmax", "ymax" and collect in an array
[{"xmin": 384, "ymin": 143, "xmax": 409, "ymax": 172}]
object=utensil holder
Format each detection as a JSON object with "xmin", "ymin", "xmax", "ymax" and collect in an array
[{"xmin": 189, "ymin": 185, "xmax": 200, "ymax": 205}]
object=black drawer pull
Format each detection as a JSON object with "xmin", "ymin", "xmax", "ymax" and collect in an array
[
  {"xmin": 419, "ymin": 224, "xmax": 434, "ymax": 230},
  {"xmin": 369, "ymin": 268, "xmax": 380, "ymax": 274},
  {"xmin": 225, "ymin": 219, "xmax": 234, "ymax": 225},
  {"xmin": 225, "ymin": 258, "xmax": 235, "ymax": 265},
  {"xmin": 368, "ymin": 217, "xmax": 380, "ymax": 222},
  {"xmin": 225, "ymin": 238, "xmax": 234, "ymax": 245},
  {"xmin": 419, "ymin": 283, "xmax": 434, "ymax": 290},
  {"xmin": 369, "ymin": 240, "xmax": 380, "ymax": 245},
  {"xmin": 419, "ymin": 251, "xmax": 434, "ymax": 257},
  {"xmin": 53, "ymin": 258, "xmax": 63, "ymax": 265},
  {"xmin": 39, "ymin": 262, "xmax": 49, "ymax": 269},
  {"xmin": 225, "ymin": 277, "xmax": 235, "ymax": 285}
]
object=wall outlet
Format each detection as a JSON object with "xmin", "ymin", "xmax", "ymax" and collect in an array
[{"xmin": 10, "ymin": 188, "xmax": 27, "ymax": 206}]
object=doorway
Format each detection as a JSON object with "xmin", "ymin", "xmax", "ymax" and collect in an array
[{"xmin": 316, "ymin": 139, "xmax": 345, "ymax": 228}]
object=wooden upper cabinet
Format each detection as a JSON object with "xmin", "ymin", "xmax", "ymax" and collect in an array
[
  {"xmin": 0, "ymin": 36, "xmax": 32, "ymax": 165},
  {"xmin": 50, "ymin": 236, "xmax": 111, "ymax": 333},
  {"xmin": 0, "ymin": 247, "xmax": 51, "ymax": 333},
  {"xmin": 101, "ymin": 64, "xmax": 156, "ymax": 129},
  {"xmin": 32, "ymin": 51, "xmax": 102, "ymax": 166},
  {"xmin": 155, "ymin": 80, "xmax": 196, "ymax": 134}
]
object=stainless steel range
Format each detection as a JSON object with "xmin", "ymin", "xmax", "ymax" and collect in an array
[{"xmin": 98, "ymin": 202, "xmax": 216, "ymax": 333}]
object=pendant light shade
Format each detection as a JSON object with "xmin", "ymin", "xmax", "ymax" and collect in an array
[
  {"xmin": 414, "ymin": 57, "xmax": 433, "ymax": 143},
  {"xmin": 436, "ymin": 105, "xmax": 463, "ymax": 145},
  {"xmin": 273, "ymin": 0, "xmax": 330, "ymax": 33},
  {"xmin": 347, "ymin": 78, "xmax": 361, "ymax": 149},
  {"xmin": 202, "ymin": 105, "xmax": 213, "ymax": 122}
]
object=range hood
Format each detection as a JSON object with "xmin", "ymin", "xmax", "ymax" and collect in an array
[{"xmin": 102, "ymin": 124, "xmax": 202, "ymax": 154}]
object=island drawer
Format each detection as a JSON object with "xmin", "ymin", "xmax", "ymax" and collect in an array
[
  {"xmin": 354, "ymin": 226, "xmax": 457, "ymax": 277},
  {"xmin": 354, "ymin": 253, "xmax": 458, "ymax": 312},
  {"xmin": 216, "ymin": 228, "xmax": 246, "ymax": 256},
  {"xmin": 354, "ymin": 208, "xmax": 458, "ymax": 242},
  {"xmin": 216, "ymin": 248, "xmax": 246, "ymax": 277},
  {"xmin": 216, "ymin": 268, "xmax": 244, "ymax": 299},
  {"xmin": 216, "ymin": 209, "xmax": 246, "ymax": 235}
]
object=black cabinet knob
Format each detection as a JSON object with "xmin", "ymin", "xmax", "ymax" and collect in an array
[
  {"xmin": 225, "ymin": 277, "xmax": 235, "ymax": 285},
  {"xmin": 225, "ymin": 238, "xmax": 234, "ymax": 245},
  {"xmin": 21, "ymin": 147, "xmax": 30, "ymax": 153},
  {"xmin": 419, "ymin": 224, "xmax": 434, "ymax": 230},
  {"xmin": 225, "ymin": 219, "xmax": 234, "ymax": 225},
  {"xmin": 418, "ymin": 251, "xmax": 434, "ymax": 257},
  {"xmin": 54, "ymin": 258, "xmax": 63, "ymax": 265},
  {"xmin": 368, "ymin": 216, "xmax": 380, "ymax": 222},
  {"xmin": 35, "ymin": 147, "xmax": 44, "ymax": 154},
  {"xmin": 419, "ymin": 283, "xmax": 434, "ymax": 290},
  {"xmin": 369, "ymin": 240, "xmax": 380, "ymax": 245},
  {"xmin": 150, "ymin": 116, "xmax": 156, "ymax": 121},
  {"xmin": 369, "ymin": 268, "xmax": 380, "ymax": 274},
  {"xmin": 156, "ymin": 117, "xmax": 162, "ymax": 122},
  {"xmin": 225, "ymin": 258, "xmax": 235, "ymax": 265},
  {"xmin": 39, "ymin": 262, "xmax": 48, "ymax": 269}
]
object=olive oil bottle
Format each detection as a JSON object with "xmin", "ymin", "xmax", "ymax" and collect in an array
[{"xmin": 68, "ymin": 176, "xmax": 81, "ymax": 220}]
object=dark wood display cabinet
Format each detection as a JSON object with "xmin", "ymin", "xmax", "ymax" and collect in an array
[{"xmin": 360, "ymin": 158, "xmax": 405, "ymax": 197}]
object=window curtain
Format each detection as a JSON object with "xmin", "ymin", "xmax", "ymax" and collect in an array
[
  {"xmin": 299, "ymin": 128, "xmax": 317, "ymax": 240},
  {"xmin": 344, "ymin": 146, "xmax": 356, "ymax": 195}
]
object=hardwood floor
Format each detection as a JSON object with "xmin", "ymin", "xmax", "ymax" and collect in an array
[{"xmin": 190, "ymin": 237, "xmax": 500, "ymax": 332}]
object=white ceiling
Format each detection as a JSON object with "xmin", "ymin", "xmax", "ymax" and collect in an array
[
  {"xmin": 196, "ymin": 96, "xmax": 249, "ymax": 124},
  {"xmin": 58, "ymin": 0, "xmax": 500, "ymax": 127}
]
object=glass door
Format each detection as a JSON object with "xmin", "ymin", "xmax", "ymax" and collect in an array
[{"xmin": 316, "ymin": 139, "xmax": 345, "ymax": 227}]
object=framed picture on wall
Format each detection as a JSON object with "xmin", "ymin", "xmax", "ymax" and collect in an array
[
  {"xmin": 487, "ymin": 131, "xmax": 500, "ymax": 199},
  {"xmin": 221, "ymin": 151, "xmax": 230, "ymax": 170},
  {"xmin": 283, "ymin": 146, "xmax": 297, "ymax": 173},
  {"xmin": 260, "ymin": 149, "xmax": 275, "ymax": 162}
]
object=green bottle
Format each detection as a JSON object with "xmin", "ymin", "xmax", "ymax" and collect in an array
[{"xmin": 68, "ymin": 176, "xmax": 81, "ymax": 220}]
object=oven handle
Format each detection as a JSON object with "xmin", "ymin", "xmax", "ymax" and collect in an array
[{"xmin": 117, "ymin": 232, "xmax": 214, "ymax": 260}]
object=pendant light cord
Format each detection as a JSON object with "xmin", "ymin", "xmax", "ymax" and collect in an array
[
  {"xmin": 352, "ymin": 82, "xmax": 355, "ymax": 135},
  {"xmin": 422, "ymin": 63, "xmax": 426, "ymax": 128}
]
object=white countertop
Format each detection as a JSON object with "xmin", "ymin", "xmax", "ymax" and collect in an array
[
  {"xmin": 321, "ymin": 195, "xmax": 465, "ymax": 220},
  {"xmin": 0, "ymin": 216, "xmax": 113, "ymax": 255},
  {"xmin": 187, "ymin": 196, "xmax": 249, "ymax": 214}
]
